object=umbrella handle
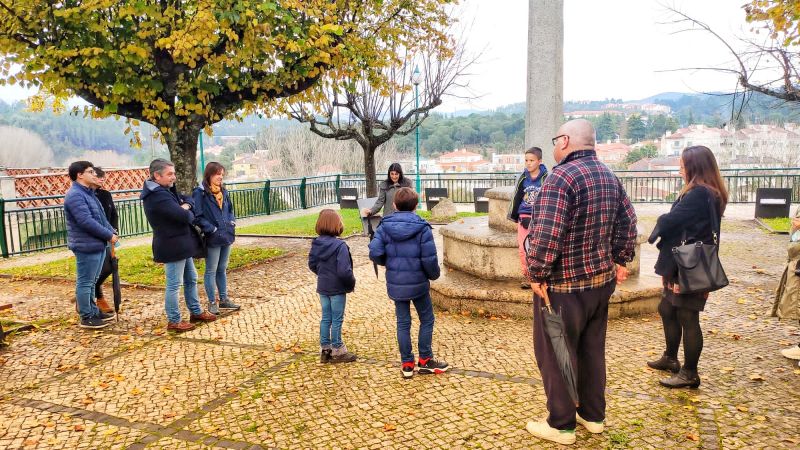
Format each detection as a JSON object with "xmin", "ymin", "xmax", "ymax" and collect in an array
[
  {"xmin": 541, "ymin": 289, "xmax": 554, "ymax": 314},
  {"xmin": 110, "ymin": 244, "xmax": 116, "ymax": 259}
]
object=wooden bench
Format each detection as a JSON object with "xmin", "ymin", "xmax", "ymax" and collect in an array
[
  {"xmin": 338, "ymin": 187, "xmax": 359, "ymax": 209},
  {"xmin": 473, "ymin": 187, "xmax": 490, "ymax": 213},
  {"xmin": 424, "ymin": 188, "xmax": 449, "ymax": 211}
]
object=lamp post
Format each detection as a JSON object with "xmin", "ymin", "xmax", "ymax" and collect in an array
[
  {"xmin": 199, "ymin": 132, "xmax": 206, "ymax": 180},
  {"xmin": 411, "ymin": 65, "xmax": 422, "ymax": 206}
]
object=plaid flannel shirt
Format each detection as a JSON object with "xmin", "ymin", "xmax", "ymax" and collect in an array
[{"xmin": 526, "ymin": 149, "xmax": 637, "ymax": 292}]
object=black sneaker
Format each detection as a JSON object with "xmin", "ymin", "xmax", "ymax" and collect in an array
[
  {"xmin": 80, "ymin": 317, "xmax": 110, "ymax": 329},
  {"xmin": 418, "ymin": 357, "xmax": 449, "ymax": 375},
  {"xmin": 218, "ymin": 300, "xmax": 241, "ymax": 311},
  {"xmin": 320, "ymin": 349, "xmax": 332, "ymax": 364},
  {"xmin": 98, "ymin": 311, "xmax": 116, "ymax": 322},
  {"xmin": 401, "ymin": 362, "xmax": 415, "ymax": 379},
  {"xmin": 330, "ymin": 351, "xmax": 357, "ymax": 364}
]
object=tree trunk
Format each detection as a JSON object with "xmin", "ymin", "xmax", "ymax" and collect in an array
[
  {"xmin": 163, "ymin": 126, "xmax": 201, "ymax": 194},
  {"xmin": 363, "ymin": 143, "xmax": 377, "ymax": 197}
]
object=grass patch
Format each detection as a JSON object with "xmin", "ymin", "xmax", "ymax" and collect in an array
[
  {"xmin": 238, "ymin": 209, "xmax": 488, "ymax": 236},
  {"xmin": 238, "ymin": 208, "xmax": 364, "ymax": 236},
  {"xmin": 0, "ymin": 244, "xmax": 284, "ymax": 286},
  {"xmin": 759, "ymin": 216, "xmax": 791, "ymax": 233}
]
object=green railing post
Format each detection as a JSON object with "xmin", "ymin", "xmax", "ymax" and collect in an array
[
  {"xmin": 0, "ymin": 198, "xmax": 8, "ymax": 258},
  {"xmin": 262, "ymin": 180, "xmax": 271, "ymax": 215},
  {"xmin": 300, "ymin": 177, "xmax": 307, "ymax": 209},
  {"xmin": 335, "ymin": 174, "xmax": 341, "ymax": 203}
]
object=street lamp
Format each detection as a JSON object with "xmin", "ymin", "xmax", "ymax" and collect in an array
[{"xmin": 411, "ymin": 65, "xmax": 422, "ymax": 206}]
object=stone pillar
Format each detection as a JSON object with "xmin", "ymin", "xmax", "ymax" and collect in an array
[{"xmin": 526, "ymin": 0, "xmax": 563, "ymax": 170}]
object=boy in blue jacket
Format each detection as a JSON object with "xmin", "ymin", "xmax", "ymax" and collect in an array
[{"xmin": 369, "ymin": 187, "xmax": 449, "ymax": 379}]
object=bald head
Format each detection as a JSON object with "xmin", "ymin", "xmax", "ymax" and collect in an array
[
  {"xmin": 559, "ymin": 119, "xmax": 596, "ymax": 149},
  {"xmin": 552, "ymin": 119, "xmax": 596, "ymax": 164}
]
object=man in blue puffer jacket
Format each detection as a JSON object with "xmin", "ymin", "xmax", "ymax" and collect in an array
[
  {"xmin": 64, "ymin": 161, "xmax": 118, "ymax": 329},
  {"xmin": 368, "ymin": 187, "xmax": 449, "ymax": 379}
]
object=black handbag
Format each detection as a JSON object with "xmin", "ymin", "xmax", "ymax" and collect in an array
[
  {"xmin": 671, "ymin": 195, "xmax": 728, "ymax": 294},
  {"xmin": 191, "ymin": 225, "xmax": 208, "ymax": 259}
]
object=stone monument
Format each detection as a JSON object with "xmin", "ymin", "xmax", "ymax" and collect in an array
[
  {"xmin": 526, "ymin": 0, "xmax": 563, "ymax": 170},
  {"xmin": 430, "ymin": 186, "xmax": 661, "ymax": 319}
]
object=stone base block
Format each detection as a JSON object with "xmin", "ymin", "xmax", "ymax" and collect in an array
[
  {"xmin": 440, "ymin": 217, "xmax": 523, "ymax": 281},
  {"xmin": 430, "ymin": 269, "xmax": 662, "ymax": 320}
]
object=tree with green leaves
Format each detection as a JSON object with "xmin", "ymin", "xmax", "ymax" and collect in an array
[
  {"xmin": 625, "ymin": 114, "xmax": 646, "ymax": 143},
  {"xmin": 624, "ymin": 143, "xmax": 658, "ymax": 165},
  {"xmin": 0, "ymin": 0, "xmax": 455, "ymax": 192}
]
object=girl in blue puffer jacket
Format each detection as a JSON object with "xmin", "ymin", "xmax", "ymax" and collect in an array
[{"xmin": 308, "ymin": 209, "xmax": 358, "ymax": 364}]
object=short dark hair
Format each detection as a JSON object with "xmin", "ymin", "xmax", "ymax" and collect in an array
[
  {"xmin": 94, "ymin": 166, "xmax": 106, "ymax": 178},
  {"xmin": 393, "ymin": 187, "xmax": 418, "ymax": 211},
  {"xmin": 315, "ymin": 209, "xmax": 344, "ymax": 236},
  {"xmin": 68, "ymin": 161, "xmax": 94, "ymax": 181},
  {"xmin": 149, "ymin": 158, "xmax": 174, "ymax": 179},
  {"xmin": 203, "ymin": 162, "xmax": 226, "ymax": 187},
  {"xmin": 525, "ymin": 147, "xmax": 543, "ymax": 160}
]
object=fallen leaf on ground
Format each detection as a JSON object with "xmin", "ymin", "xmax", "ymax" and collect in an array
[
  {"xmin": 736, "ymin": 405, "xmax": 749, "ymax": 412},
  {"xmin": 748, "ymin": 374, "xmax": 765, "ymax": 381},
  {"xmin": 383, "ymin": 423, "xmax": 397, "ymax": 432},
  {"xmin": 686, "ymin": 434, "xmax": 699, "ymax": 442},
  {"xmin": 163, "ymin": 412, "xmax": 177, "ymax": 419}
]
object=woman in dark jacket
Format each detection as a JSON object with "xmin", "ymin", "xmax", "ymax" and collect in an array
[
  {"xmin": 93, "ymin": 167, "xmax": 119, "ymax": 315},
  {"xmin": 646, "ymin": 146, "xmax": 728, "ymax": 388},
  {"xmin": 193, "ymin": 162, "xmax": 240, "ymax": 315},
  {"xmin": 362, "ymin": 163, "xmax": 413, "ymax": 218}
]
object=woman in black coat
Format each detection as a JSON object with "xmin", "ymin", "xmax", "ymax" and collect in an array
[{"xmin": 646, "ymin": 146, "xmax": 728, "ymax": 388}]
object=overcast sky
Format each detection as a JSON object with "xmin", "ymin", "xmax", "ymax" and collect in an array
[
  {"xmin": 0, "ymin": 0, "xmax": 755, "ymax": 112},
  {"xmin": 445, "ymin": 0, "xmax": 755, "ymax": 112}
]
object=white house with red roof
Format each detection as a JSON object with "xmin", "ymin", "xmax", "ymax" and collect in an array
[
  {"xmin": 436, "ymin": 149, "xmax": 489, "ymax": 172},
  {"xmin": 595, "ymin": 141, "xmax": 631, "ymax": 167}
]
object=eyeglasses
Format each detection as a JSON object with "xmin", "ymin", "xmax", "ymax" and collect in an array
[
  {"xmin": 551, "ymin": 135, "xmax": 568, "ymax": 146},
  {"xmin": 83, "ymin": 169, "xmax": 96, "ymax": 175}
]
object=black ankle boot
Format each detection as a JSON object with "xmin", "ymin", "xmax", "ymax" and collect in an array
[
  {"xmin": 647, "ymin": 353, "xmax": 681, "ymax": 373},
  {"xmin": 659, "ymin": 368, "xmax": 700, "ymax": 389}
]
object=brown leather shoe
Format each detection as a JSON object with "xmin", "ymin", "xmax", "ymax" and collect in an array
[
  {"xmin": 189, "ymin": 311, "xmax": 217, "ymax": 323},
  {"xmin": 167, "ymin": 321, "xmax": 196, "ymax": 332},
  {"xmin": 96, "ymin": 297, "xmax": 114, "ymax": 313}
]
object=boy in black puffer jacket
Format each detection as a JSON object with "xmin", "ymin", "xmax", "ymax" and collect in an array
[{"xmin": 369, "ymin": 187, "xmax": 449, "ymax": 379}]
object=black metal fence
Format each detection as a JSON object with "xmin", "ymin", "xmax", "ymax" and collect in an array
[{"xmin": 1, "ymin": 169, "xmax": 798, "ymax": 257}]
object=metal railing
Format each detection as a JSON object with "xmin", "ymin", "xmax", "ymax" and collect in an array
[{"xmin": 2, "ymin": 168, "xmax": 798, "ymax": 257}]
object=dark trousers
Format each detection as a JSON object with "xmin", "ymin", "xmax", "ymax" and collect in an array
[
  {"xmin": 533, "ymin": 281, "xmax": 615, "ymax": 430},
  {"xmin": 94, "ymin": 249, "xmax": 113, "ymax": 299},
  {"xmin": 394, "ymin": 293, "xmax": 435, "ymax": 364}
]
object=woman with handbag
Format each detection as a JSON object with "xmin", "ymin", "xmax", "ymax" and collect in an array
[
  {"xmin": 193, "ymin": 162, "xmax": 240, "ymax": 315},
  {"xmin": 646, "ymin": 145, "xmax": 728, "ymax": 388}
]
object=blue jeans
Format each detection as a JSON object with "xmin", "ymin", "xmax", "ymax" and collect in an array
[
  {"xmin": 164, "ymin": 257, "xmax": 202, "ymax": 324},
  {"xmin": 319, "ymin": 294, "xmax": 347, "ymax": 348},
  {"xmin": 394, "ymin": 293, "xmax": 435, "ymax": 363},
  {"xmin": 204, "ymin": 245, "xmax": 231, "ymax": 304},
  {"xmin": 73, "ymin": 249, "xmax": 106, "ymax": 320}
]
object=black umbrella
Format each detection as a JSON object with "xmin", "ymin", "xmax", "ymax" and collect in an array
[
  {"xmin": 110, "ymin": 246, "xmax": 122, "ymax": 321},
  {"xmin": 366, "ymin": 215, "xmax": 382, "ymax": 278},
  {"xmin": 540, "ymin": 290, "xmax": 579, "ymax": 406}
]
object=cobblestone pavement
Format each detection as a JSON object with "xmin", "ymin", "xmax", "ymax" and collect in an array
[{"xmin": 1, "ymin": 207, "xmax": 799, "ymax": 449}]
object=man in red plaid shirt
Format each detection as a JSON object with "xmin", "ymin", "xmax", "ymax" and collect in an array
[{"xmin": 524, "ymin": 119, "xmax": 637, "ymax": 445}]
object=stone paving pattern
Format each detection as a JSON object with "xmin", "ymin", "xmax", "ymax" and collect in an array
[{"xmin": 1, "ymin": 205, "xmax": 799, "ymax": 449}]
